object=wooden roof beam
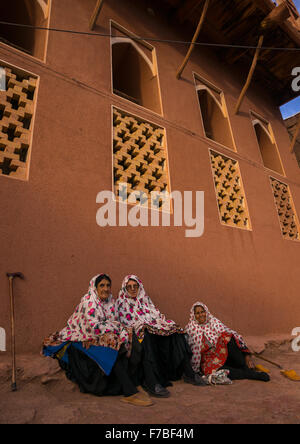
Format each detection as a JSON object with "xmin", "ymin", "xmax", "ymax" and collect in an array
[
  {"xmin": 89, "ymin": 0, "xmax": 105, "ymax": 30},
  {"xmin": 176, "ymin": 0, "xmax": 210, "ymax": 79},
  {"xmin": 175, "ymin": 0, "xmax": 206, "ymax": 24},
  {"xmin": 234, "ymin": 2, "xmax": 294, "ymax": 114},
  {"xmin": 234, "ymin": 34, "xmax": 265, "ymax": 114}
]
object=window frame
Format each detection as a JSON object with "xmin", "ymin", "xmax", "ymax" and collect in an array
[
  {"xmin": 250, "ymin": 110, "xmax": 286, "ymax": 177},
  {"xmin": 110, "ymin": 20, "xmax": 163, "ymax": 117},
  {"xmin": 0, "ymin": 0, "xmax": 52, "ymax": 64},
  {"xmin": 193, "ymin": 72, "xmax": 237, "ymax": 153}
]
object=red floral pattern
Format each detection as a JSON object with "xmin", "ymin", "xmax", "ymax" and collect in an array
[{"xmin": 185, "ymin": 302, "xmax": 250, "ymax": 375}]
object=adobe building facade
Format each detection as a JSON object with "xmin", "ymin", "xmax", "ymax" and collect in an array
[{"xmin": 0, "ymin": 0, "xmax": 300, "ymax": 352}]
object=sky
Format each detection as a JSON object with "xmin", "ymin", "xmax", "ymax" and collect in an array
[
  {"xmin": 279, "ymin": 0, "xmax": 300, "ymax": 119},
  {"xmin": 294, "ymin": 0, "xmax": 300, "ymax": 11}
]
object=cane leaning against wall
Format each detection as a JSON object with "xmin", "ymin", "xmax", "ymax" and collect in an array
[{"xmin": 6, "ymin": 272, "xmax": 24, "ymax": 391}]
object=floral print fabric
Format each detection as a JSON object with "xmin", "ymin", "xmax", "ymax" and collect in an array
[
  {"xmin": 43, "ymin": 275, "xmax": 132, "ymax": 352},
  {"xmin": 116, "ymin": 275, "xmax": 183, "ymax": 339},
  {"xmin": 185, "ymin": 302, "xmax": 250, "ymax": 375}
]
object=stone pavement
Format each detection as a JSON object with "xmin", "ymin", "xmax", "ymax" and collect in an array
[{"xmin": 0, "ymin": 337, "xmax": 300, "ymax": 424}]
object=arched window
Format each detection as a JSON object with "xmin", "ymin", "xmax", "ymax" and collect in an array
[
  {"xmin": 252, "ymin": 114, "xmax": 284, "ymax": 175},
  {"xmin": 0, "ymin": 0, "xmax": 50, "ymax": 60},
  {"xmin": 195, "ymin": 75, "xmax": 235, "ymax": 151},
  {"xmin": 111, "ymin": 25, "xmax": 162, "ymax": 115}
]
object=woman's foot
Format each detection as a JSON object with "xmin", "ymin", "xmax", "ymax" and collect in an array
[
  {"xmin": 183, "ymin": 373, "xmax": 208, "ymax": 386},
  {"xmin": 245, "ymin": 368, "xmax": 270, "ymax": 382},
  {"xmin": 121, "ymin": 392, "xmax": 154, "ymax": 406},
  {"xmin": 143, "ymin": 384, "xmax": 170, "ymax": 398},
  {"xmin": 254, "ymin": 371, "xmax": 271, "ymax": 382}
]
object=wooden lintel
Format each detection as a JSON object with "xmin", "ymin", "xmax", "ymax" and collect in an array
[
  {"xmin": 89, "ymin": 0, "xmax": 105, "ymax": 30},
  {"xmin": 234, "ymin": 34, "xmax": 264, "ymax": 115},
  {"xmin": 290, "ymin": 115, "xmax": 300, "ymax": 153},
  {"xmin": 176, "ymin": 0, "xmax": 210, "ymax": 80}
]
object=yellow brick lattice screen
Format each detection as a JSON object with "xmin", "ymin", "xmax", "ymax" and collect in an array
[
  {"xmin": 270, "ymin": 177, "xmax": 300, "ymax": 241},
  {"xmin": 0, "ymin": 64, "xmax": 38, "ymax": 180},
  {"xmin": 113, "ymin": 108, "xmax": 170, "ymax": 208},
  {"xmin": 209, "ymin": 150, "xmax": 251, "ymax": 229}
]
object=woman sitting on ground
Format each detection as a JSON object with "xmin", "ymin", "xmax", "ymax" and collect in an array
[
  {"xmin": 116, "ymin": 275, "xmax": 205, "ymax": 398},
  {"xmin": 185, "ymin": 302, "xmax": 270, "ymax": 382},
  {"xmin": 42, "ymin": 274, "xmax": 152, "ymax": 406}
]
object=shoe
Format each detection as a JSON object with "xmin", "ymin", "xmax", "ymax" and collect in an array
[
  {"xmin": 246, "ymin": 369, "xmax": 270, "ymax": 382},
  {"xmin": 280, "ymin": 370, "xmax": 300, "ymax": 381},
  {"xmin": 183, "ymin": 374, "xmax": 208, "ymax": 386},
  {"xmin": 143, "ymin": 384, "xmax": 170, "ymax": 398},
  {"xmin": 255, "ymin": 364, "xmax": 270, "ymax": 373},
  {"xmin": 256, "ymin": 371, "xmax": 271, "ymax": 382},
  {"xmin": 121, "ymin": 392, "xmax": 154, "ymax": 407},
  {"xmin": 137, "ymin": 386, "xmax": 154, "ymax": 401}
]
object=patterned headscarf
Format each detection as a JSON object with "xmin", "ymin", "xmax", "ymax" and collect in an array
[
  {"xmin": 116, "ymin": 275, "xmax": 183, "ymax": 339},
  {"xmin": 185, "ymin": 302, "xmax": 248, "ymax": 373},
  {"xmin": 48, "ymin": 275, "xmax": 130, "ymax": 348}
]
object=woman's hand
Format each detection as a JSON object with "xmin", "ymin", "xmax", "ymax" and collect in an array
[
  {"xmin": 245, "ymin": 354, "xmax": 255, "ymax": 369},
  {"xmin": 82, "ymin": 341, "xmax": 92, "ymax": 350}
]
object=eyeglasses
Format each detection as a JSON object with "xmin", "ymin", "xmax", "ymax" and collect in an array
[{"xmin": 126, "ymin": 284, "xmax": 139, "ymax": 291}]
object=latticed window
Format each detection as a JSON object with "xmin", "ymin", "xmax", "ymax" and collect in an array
[
  {"xmin": 0, "ymin": 62, "xmax": 38, "ymax": 180},
  {"xmin": 209, "ymin": 150, "xmax": 251, "ymax": 229},
  {"xmin": 270, "ymin": 177, "xmax": 300, "ymax": 241},
  {"xmin": 113, "ymin": 107, "xmax": 170, "ymax": 209}
]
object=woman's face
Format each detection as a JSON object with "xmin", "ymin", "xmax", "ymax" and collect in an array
[
  {"xmin": 96, "ymin": 278, "xmax": 111, "ymax": 301},
  {"xmin": 194, "ymin": 306, "xmax": 207, "ymax": 324},
  {"xmin": 126, "ymin": 279, "xmax": 139, "ymax": 299}
]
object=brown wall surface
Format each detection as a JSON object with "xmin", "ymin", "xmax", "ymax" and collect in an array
[{"xmin": 0, "ymin": 0, "xmax": 300, "ymax": 353}]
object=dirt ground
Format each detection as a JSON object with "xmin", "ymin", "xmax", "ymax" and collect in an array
[{"xmin": 1, "ymin": 339, "xmax": 300, "ymax": 425}]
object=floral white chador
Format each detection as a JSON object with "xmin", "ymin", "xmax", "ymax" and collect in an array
[
  {"xmin": 185, "ymin": 302, "xmax": 250, "ymax": 375},
  {"xmin": 116, "ymin": 275, "xmax": 184, "ymax": 340},
  {"xmin": 43, "ymin": 275, "xmax": 132, "ymax": 352}
]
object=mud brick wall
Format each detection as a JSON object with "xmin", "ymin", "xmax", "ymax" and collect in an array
[
  {"xmin": 270, "ymin": 177, "xmax": 300, "ymax": 241},
  {"xmin": 0, "ymin": 65, "xmax": 37, "ymax": 180},
  {"xmin": 210, "ymin": 150, "xmax": 251, "ymax": 229},
  {"xmin": 113, "ymin": 107, "xmax": 170, "ymax": 208}
]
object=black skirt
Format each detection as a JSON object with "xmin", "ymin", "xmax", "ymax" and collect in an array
[
  {"xmin": 59, "ymin": 335, "xmax": 142, "ymax": 397},
  {"xmin": 141, "ymin": 331, "xmax": 193, "ymax": 389}
]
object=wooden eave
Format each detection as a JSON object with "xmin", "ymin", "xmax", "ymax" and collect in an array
[{"xmin": 159, "ymin": 0, "xmax": 300, "ymax": 105}]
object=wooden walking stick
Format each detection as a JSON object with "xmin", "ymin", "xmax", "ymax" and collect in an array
[{"xmin": 6, "ymin": 272, "xmax": 24, "ymax": 392}]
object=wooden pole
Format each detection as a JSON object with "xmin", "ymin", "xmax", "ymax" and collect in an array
[
  {"xmin": 89, "ymin": 0, "xmax": 105, "ymax": 31},
  {"xmin": 234, "ymin": 34, "xmax": 264, "ymax": 114},
  {"xmin": 290, "ymin": 115, "xmax": 300, "ymax": 153},
  {"xmin": 8, "ymin": 277, "xmax": 17, "ymax": 391},
  {"xmin": 176, "ymin": 0, "xmax": 210, "ymax": 80}
]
